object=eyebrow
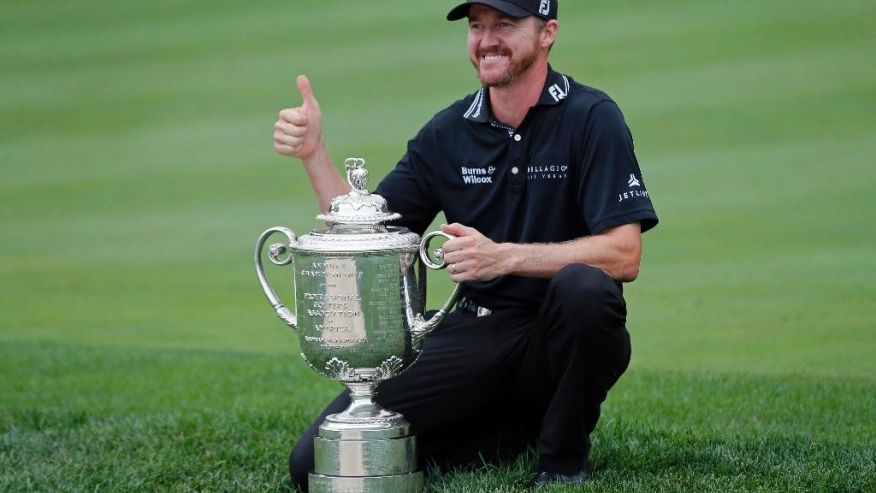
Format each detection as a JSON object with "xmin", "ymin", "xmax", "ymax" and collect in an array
[{"xmin": 469, "ymin": 13, "xmax": 521, "ymax": 24}]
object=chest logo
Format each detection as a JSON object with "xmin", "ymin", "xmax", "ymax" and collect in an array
[
  {"xmin": 628, "ymin": 173, "xmax": 641, "ymax": 188},
  {"xmin": 460, "ymin": 165, "xmax": 495, "ymax": 185},
  {"xmin": 527, "ymin": 164, "xmax": 569, "ymax": 181}
]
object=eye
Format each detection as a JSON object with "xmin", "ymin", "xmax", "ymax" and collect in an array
[{"xmin": 468, "ymin": 22, "xmax": 484, "ymax": 33}]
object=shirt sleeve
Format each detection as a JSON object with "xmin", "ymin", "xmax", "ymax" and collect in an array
[
  {"xmin": 374, "ymin": 125, "xmax": 441, "ymax": 236},
  {"xmin": 577, "ymin": 100, "xmax": 658, "ymax": 235}
]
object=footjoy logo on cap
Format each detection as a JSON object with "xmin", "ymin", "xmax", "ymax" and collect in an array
[{"xmin": 539, "ymin": 0, "xmax": 551, "ymax": 16}]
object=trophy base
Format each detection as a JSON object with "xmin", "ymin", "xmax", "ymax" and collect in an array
[
  {"xmin": 308, "ymin": 383, "xmax": 424, "ymax": 492},
  {"xmin": 309, "ymin": 471, "xmax": 424, "ymax": 493},
  {"xmin": 310, "ymin": 408, "xmax": 423, "ymax": 493},
  {"xmin": 313, "ymin": 433, "xmax": 418, "ymax": 476}
]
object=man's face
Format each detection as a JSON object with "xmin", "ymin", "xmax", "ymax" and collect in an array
[{"xmin": 467, "ymin": 5, "xmax": 544, "ymax": 87}]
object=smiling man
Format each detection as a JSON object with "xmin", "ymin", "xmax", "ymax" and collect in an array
[{"xmin": 273, "ymin": 0, "xmax": 658, "ymax": 489}]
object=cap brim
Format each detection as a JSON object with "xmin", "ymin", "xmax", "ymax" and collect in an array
[{"xmin": 446, "ymin": 0, "xmax": 532, "ymax": 21}]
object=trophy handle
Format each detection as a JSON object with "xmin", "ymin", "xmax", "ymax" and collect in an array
[
  {"xmin": 255, "ymin": 226, "xmax": 298, "ymax": 330},
  {"xmin": 412, "ymin": 231, "xmax": 462, "ymax": 343}
]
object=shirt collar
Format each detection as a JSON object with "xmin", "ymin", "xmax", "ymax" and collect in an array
[{"xmin": 463, "ymin": 66, "xmax": 571, "ymax": 124}]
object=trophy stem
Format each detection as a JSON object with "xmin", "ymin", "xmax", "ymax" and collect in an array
[
  {"xmin": 321, "ymin": 382, "xmax": 407, "ymax": 435},
  {"xmin": 348, "ymin": 381, "xmax": 379, "ymax": 413}
]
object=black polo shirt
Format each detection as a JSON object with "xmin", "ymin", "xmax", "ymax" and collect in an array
[{"xmin": 375, "ymin": 67, "xmax": 658, "ymax": 310}]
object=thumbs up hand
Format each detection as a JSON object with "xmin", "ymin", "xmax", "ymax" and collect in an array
[{"xmin": 274, "ymin": 75, "xmax": 324, "ymax": 160}]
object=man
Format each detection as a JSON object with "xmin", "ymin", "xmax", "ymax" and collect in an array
[{"xmin": 272, "ymin": 0, "xmax": 658, "ymax": 489}]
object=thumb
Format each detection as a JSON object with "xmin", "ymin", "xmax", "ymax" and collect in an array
[{"xmin": 297, "ymin": 74, "xmax": 319, "ymax": 110}]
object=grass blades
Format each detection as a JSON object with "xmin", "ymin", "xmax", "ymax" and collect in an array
[{"xmin": 1, "ymin": 343, "xmax": 873, "ymax": 492}]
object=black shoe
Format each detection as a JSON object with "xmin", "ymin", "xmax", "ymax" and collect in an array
[{"xmin": 532, "ymin": 468, "xmax": 590, "ymax": 489}]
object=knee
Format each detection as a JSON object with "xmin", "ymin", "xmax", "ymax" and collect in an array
[
  {"xmin": 289, "ymin": 438, "xmax": 313, "ymax": 492},
  {"xmin": 543, "ymin": 265, "xmax": 631, "ymax": 370},
  {"xmin": 547, "ymin": 264, "xmax": 622, "ymax": 311}
]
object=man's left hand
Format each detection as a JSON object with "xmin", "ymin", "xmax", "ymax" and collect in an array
[{"xmin": 440, "ymin": 223, "xmax": 509, "ymax": 282}]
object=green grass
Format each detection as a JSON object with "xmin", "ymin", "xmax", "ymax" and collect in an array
[{"xmin": 2, "ymin": 0, "xmax": 875, "ymax": 491}]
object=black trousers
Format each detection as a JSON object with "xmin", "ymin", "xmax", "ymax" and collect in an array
[{"xmin": 289, "ymin": 264, "xmax": 631, "ymax": 491}]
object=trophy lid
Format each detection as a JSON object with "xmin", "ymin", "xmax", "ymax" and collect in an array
[
  {"xmin": 294, "ymin": 158, "xmax": 419, "ymax": 253},
  {"xmin": 315, "ymin": 158, "xmax": 402, "ymax": 227}
]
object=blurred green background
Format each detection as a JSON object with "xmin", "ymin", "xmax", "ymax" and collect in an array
[{"xmin": 1, "ymin": 0, "xmax": 874, "ymax": 491}]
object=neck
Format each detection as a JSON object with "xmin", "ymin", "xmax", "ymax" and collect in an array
[{"xmin": 488, "ymin": 61, "xmax": 548, "ymax": 128}]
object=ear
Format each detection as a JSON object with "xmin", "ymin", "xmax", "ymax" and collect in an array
[{"xmin": 540, "ymin": 19, "xmax": 559, "ymax": 48}]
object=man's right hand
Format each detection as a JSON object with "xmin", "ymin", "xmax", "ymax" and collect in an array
[{"xmin": 274, "ymin": 75, "xmax": 323, "ymax": 161}]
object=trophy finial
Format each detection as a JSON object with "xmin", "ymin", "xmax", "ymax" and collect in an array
[
  {"xmin": 318, "ymin": 157, "xmax": 401, "ymax": 226},
  {"xmin": 344, "ymin": 157, "xmax": 368, "ymax": 193}
]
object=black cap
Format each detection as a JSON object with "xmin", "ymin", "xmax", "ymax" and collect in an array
[{"xmin": 447, "ymin": 0, "xmax": 558, "ymax": 21}]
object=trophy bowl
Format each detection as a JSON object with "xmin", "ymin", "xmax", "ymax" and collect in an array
[{"xmin": 255, "ymin": 158, "xmax": 459, "ymax": 492}]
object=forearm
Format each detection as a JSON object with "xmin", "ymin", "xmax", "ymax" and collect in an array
[
  {"xmin": 500, "ymin": 225, "xmax": 642, "ymax": 282},
  {"xmin": 301, "ymin": 144, "xmax": 350, "ymax": 212}
]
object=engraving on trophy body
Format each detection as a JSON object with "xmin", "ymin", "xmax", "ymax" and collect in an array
[{"xmin": 296, "ymin": 252, "xmax": 411, "ymax": 380}]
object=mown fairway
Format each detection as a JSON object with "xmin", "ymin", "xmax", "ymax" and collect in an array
[{"xmin": 1, "ymin": 0, "xmax": 874, "ymax": 491}]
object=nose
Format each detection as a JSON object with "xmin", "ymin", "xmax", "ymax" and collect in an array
[{"xmin": 478, "ymin": 27, "xmax": 500, "ymax": 49}]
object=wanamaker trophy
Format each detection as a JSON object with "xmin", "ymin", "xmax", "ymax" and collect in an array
[{"xmin": 255, "ymin": 158, "xmax": 460, "ymax": 492}]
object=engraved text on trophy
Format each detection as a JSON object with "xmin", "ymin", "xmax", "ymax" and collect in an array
[{"xmin": 296, "ymin": 255, "xmax": 405, "ymax": 369}]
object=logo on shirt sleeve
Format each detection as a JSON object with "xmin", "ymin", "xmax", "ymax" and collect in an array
[{"xmin": 618, "ymin": 173, "xmax": 649, "ymax": 203}]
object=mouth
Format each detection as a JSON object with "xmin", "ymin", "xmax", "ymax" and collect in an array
[{"xmin": 479, "ymin": 53, "xmax": 511, "ymax": 64}]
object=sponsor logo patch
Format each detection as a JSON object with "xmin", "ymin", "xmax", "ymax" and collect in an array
[
  {"xmin": 618, "ymin": 173, "xmax": 648, "ymax": 202},
  {"xmin": 460, "ymin": 165, "xmax": 495, "ymax": 185},
  {"xmin": 548, "ymin": 83, "xmax": 567, "ymax": 102},
  {"xmin": 527, "ymin": 164, "xmax": 569, "ymax": 181}
]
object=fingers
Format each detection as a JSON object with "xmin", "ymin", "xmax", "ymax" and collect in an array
[
  {"xmin": 273, "ymin": 130, "xmax": 302, "ymax": 147},
  {"xmin": 447, "ymin": 260, "xmax": 476, "ymax": 282},
  {"xmin": 438, "ymin": 223, "xmax": 501, "ymax": 282},
  {"xmin": 442, "ymin": 251, "xmax": 481, "ymax": 274},
  {"xmin": 273, "ymin": 121, "xmax": 306, "ymax": 154},
  {"xmin": 447, "ymin": 260, "xmax": 470, "ymax": 274},
  {"xmin": 279, "ymin": 108, "xmax": 308, "ymax": 126},
  {"xmin": 441, "ymin": 222, "xmax": 476, "ymax": 237},
  {"xmin": 442, "ymin": 238, "xmax": 475, "ymax": 264},
  {"xmin": 441, "ymin": 223, "xmax": 479, "ymax": 256},
  {"xmin": 447, "ymin": 264, "xmax": 460, "ymax": 282},
  {"xmin": 274, "ymin": 109, "xmax": 309, "ymax": 156},
  {"xmin": 274, "ymin": 119, "xmax": 307, "ymax": 138},
  {"xmin": 273, "ymin": 142, "xmax": 299, "ymax": 155}
]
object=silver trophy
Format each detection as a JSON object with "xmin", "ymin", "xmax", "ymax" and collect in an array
[{"xmin": 255, "ymin": 158, "xmax": 460, "ymax": 492}]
